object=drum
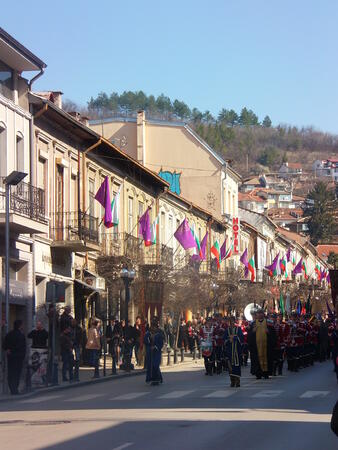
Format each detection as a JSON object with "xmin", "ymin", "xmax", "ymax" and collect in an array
[{"xmin": 201, "ymin": 341, "xmax": 213, "ymax": 358}]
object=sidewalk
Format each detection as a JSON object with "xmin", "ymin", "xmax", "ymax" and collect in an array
[{"xmin": 0, "ymin": 351, "xmax": 200, "ymax": 403}]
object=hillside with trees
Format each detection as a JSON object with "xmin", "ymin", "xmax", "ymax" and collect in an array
[{"xmin": 63, "ymin": 90, "xmax": 338, "ymax": 175}]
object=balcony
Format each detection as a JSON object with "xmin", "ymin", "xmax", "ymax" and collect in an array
[
  {"xmin": 50, "ymin": 211, "xmax": 101, "ymax": 252},
  {"xmin": 0, "ymin": 177, "xmax": 48, "ymax": 234},
  {"xmin": 101, "ymin": 232, "xmax": 173, "ymax": 267}
]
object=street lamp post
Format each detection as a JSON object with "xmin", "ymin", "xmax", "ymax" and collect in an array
[
  {"xmin": 2, "ymin": 171, "xmax": 27, "ymax": 394},
  {"xmin": 4, "ymin": 171, "xmax": 27, "ymax": 335},
  {"xmin": 120, "ymin": 267, "xmax": 135, "ymax": 371}
]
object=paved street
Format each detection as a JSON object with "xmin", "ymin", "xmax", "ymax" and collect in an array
[{"xmin": 0, "ymin": 359, "xmax": 337, "ymax": 450}]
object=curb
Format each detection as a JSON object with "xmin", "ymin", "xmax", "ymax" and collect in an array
[
  {"xmin": 0, "ymin": 369, "xmax": 145, "ymax": 404},
  {"xmin": 0, "ymin": 357, "xmax": 202, "ymax": 403}
]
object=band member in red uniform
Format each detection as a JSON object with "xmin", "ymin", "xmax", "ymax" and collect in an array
[
  {"xmin": 240, "ymin": 319, "xmax": 249, "ymax": 367},
  {"xmin": 214, "ymin": 320, "xmax": 226, "ymax": 374}
]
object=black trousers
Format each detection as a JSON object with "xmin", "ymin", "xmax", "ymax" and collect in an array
[{"xmin": 7, "ymin": 356, "xmax": 24, "ymax": 395}]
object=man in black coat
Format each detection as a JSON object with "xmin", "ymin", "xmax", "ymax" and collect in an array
[{"xmin": 3, "ymin": 320, "xmax": 26, "ymax": 395}]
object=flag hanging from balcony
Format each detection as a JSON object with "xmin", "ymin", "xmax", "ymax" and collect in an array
[
  {"xmin": 190, "ymin": 223, "xmax": 202, "ymax": 258},
  {"xmin": 110, "ymin": 187, "xmax": 120, "ymax": 226},
  {"xmin": 139, "ymin": 208, "xmax": 152, "ymax": 246},
  {"xmin": 94, "ymin": 176, "xmax": 112, "ymax": 227},
  {"xmin": 286, "ymin": 247, "xmax": 291, "ymax": 263},
  {"xmin": 292, "ymin": 258, "xmax": 303, "ymax": 276},
  {"xmin": 279, "ymin": 293, "xmax": 285, "ymax": 315},
  {"xmin": 302, "ymin": 260, "xmax": 308, "ymax": 279},
  {"xmin": 280, "ymin": 254, "xmax": 288, "ymax": 278},
  {"xmin": 265, "ymin": 253, "xmax": 279, "ymax": 277},
  {"xmin": 174, "ymin": 218, "xmax": 197, "ymax": 250},
  {"xmin": 150, "ymin": 214, "xmax": 159, "ymax": 245},
  {"xmin": 315, "ymin": 264, "xmax": 321, "ymax": 281},
  {"xmin": 240, "ymin": 248, "xmax": 249, "ymax": 278},
  {"xmin": 223, "ymin": 240, "xmax": 233, "ymax": 260},
  {"xmin": 220, "ymin": 238, "xmax": 227, "ymax": 261},
  {"xmin": 320, "ymin": 268, "xmax": 326, "ymax": 281},
  {"xmin": 211, "ymin": 240, "xmax": 221, "ymax": 269},
  {"xmin": 248, "ymin": 255, "xmax": 255, "ymax": 282}
]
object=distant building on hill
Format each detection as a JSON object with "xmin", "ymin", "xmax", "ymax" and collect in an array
[
  {"xmin": 312, "ymin": 158, "xmax": 338, "ymax": 182},
  {"xmin": 279, "ymin": 162, "xmax": 303, "ymax": 177}
]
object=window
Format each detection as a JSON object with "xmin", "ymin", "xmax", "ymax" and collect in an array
[
  {"xmin": 228, "ymin": 191, "xmax": 231, "ymax": 215},
  {"xmin": 37, "ymin": 157, "xmax": 48, "ymax": 212},
  {"xmin": 70, "ymin": 174, "xmax": 77, "ymax": 212},
  {"xmin": 16, "ymin": 133, "xmax": 24, "ymax": 173},
  {"xmin": 0, "ymin": 61, "xmax": 13, "ymax": 100},
  {"xmin": 138, "ymin": 201, "xmax": 144, "ymax": 219},
  {"xmin": 232, "ymin": 194, "xmax": 236, "ymax": 216},
  {"xmin": 160, "ymin": 211, "xmax": 165, "ymax": 244},
  {"xmin": 128, "ymin": 197, "xmax": 134, "ymax": 233},
  {"xmin": 89, "ymin": 179, "xmax": 95, "ymax": 217},
  {"xmin": 0, "ymin": 124, "xmax": 6, "ymax": 179},
  {"xmin": 168, "ymin": 215, "xmax": 173, "ymax": 247}
]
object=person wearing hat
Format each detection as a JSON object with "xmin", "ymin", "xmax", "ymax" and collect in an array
[
  {"xmin": 223, "ymin": 316, "xmax": 244, "ymax": 387},
  {"xmin": 144, "ymin": 317, "xmax": 164, "ymax": 385},
  {"xmin": 248, "ymin": 308, "xmax": 276, "ymax": 379}
]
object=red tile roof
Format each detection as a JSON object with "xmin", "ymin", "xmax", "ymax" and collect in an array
[{"xmin": 316, "ymin": 244, "xmax": 338, "ymax": 261}]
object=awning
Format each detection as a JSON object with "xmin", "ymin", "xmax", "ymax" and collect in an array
[{"xmin": 74, "ymin": 279, "xmax": 100, "ymax": 296}]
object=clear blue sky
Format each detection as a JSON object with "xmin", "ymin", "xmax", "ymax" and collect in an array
[{"xmin": 3, "ymin": 0, "xmax": 338, "ymax": 133}]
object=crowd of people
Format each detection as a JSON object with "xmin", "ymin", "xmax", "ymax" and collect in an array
[
  {"xmin": 2, "ymin": 304, "xmax": 337, "ymax": 395},
  {"xmin": 194, "ymin": 308, "xmax": 338, "ymax": 387}
]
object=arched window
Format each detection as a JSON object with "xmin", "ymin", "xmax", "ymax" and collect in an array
[
  {"xmin": 0, "ymin": 122, "xmax": 7, "ymax": 179},
  {"xmin": 16, "ymin": 132, "xmax": 24, "ymax": 173}
]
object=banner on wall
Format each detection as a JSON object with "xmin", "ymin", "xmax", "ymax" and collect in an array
[{"xmin": 232, "ymin": 217, "xmax": 240, "ymax": 255}]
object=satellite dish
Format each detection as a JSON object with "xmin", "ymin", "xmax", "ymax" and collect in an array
[{"xmin": 244, "ymin": 303, "xmax": 257, "ymax": 321}]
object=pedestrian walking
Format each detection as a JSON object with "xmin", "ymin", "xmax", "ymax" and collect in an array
[
  {"xmin": 106, "ymin": 319, "xmax": 121, "ymax": 374},
  {"xmin": 3, "ymin": 320, "xmax": 26, "ymax": 395},
  {"xmin": 144, "ymin": 317, "xmax": 164, "ymax": 385},
  {"xmin": 223, "ymin": 316, "xmax": 244, "ymax": 387},
  {"xmin": 71, "ymin": 319, "xmax": 83, "ymax": 382},
  {"xmin": 59, "ymin": 326, "xmax": 74, "ymax": 382},
  {"xmin": 86, "ymin": 319, "xmax": 101, "ymax": 378}
]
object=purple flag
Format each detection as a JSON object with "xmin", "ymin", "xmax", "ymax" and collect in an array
[
  {"xmin": 320, "ymin": 268, "xmax": 326, "ymax": 281},
  {"xmin": 326, "ymin": 272, "xmax": 331, "ymax": 284},
  {"xmin": 292, "ymin": 258, "xmax": 303, "ymax": 276},
  {"xmin": 95, "ymin": 176, "xmax": 112, "ymax": 227},
  {"xmin": 139, "ymin": 208, "xmax": 152, "ymax": 246},
  {"xmin": 265, "ymin": 253, "xmax": 279, "ymax": 274},
  {"xmin": 191, "ymin": 232, "xmax": 208, "ymax": 262},
  {"xmin": 286, "ymin": 248, "xmax": 291, "ymax": 262},
  {"xmin": 240, "ymin": 248, "xmax": 249, "ymax": 277},
  {"xmin": 220, "ymin": 238, "xmax": 227, "ymax": 261},
  {"xmin": 174, "ymin": 219, "xmax": 197, "ymax": 250}
]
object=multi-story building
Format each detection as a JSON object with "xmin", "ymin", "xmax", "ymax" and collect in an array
[
  {"xmin": 0, "ymin": 28, "xmax": 47, "ymax": 334},
  {"xmin": 313, "ymin": 158, "xmax": 338, "ymax": 182},
  {"xmin": 88, "ymin": 112, "xmax": 241, "ymax": 229}
]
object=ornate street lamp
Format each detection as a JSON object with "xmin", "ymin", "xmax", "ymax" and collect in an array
[{"xmin": 120, "ymin": 267, "xmax": 135, "ymax": 371}]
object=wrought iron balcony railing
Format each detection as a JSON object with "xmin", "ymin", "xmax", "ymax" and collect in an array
[
  {"xmin": 50, "ymin": 211, "xmax": 99, "ymax": 244},
  {"xmin": 0, "ymin": 177, "xmax": 46, "ymax": 222},
  {"xmin": 101, "ymin": 232, "xmax": 174, "ymax": 267}
]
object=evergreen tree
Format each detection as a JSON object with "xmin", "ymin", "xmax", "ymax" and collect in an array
[
  {"xmin": 173, "ymin": 99, "xmax": 191, "ymax": 119},
  {"xmin": 238, "ymin": 107, "xmax": 259, "ymax": 126},
  {"xmin": 262, "ymin": 115, "xmax": 272, "ymax": 127},
  {"xmin": 303, "ymin": 181, "xmax": 338, "ymax": 245}
]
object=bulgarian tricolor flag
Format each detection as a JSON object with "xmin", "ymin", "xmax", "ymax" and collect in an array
[
  {"xmin": 280, "ymin": 254, "xmax": 288, "ymax": 278},
  {"xmin": 150, "ymin": 214, "xmax": 159, "ymax": 245},
  {"xmin": 211, "ymin": 240, "xmax": 221, "ymax": 269},
  {"xmin": 248, "ymin": 255, "xmax": 255, "ymax": 282},
  {"xmin": 302, "ymin": 260, "xmax": 309, "ymax": 279},
  {"xmin": 190, "ymin": 223, "xmax": 202, "ymax": 258},
  {"xmin": 314, "ymin": 264, "xmax": 321, "ymax": 281},
  {"xmin": 109, "ymin": 186, "xmax": 121, "ymax": 227}
]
